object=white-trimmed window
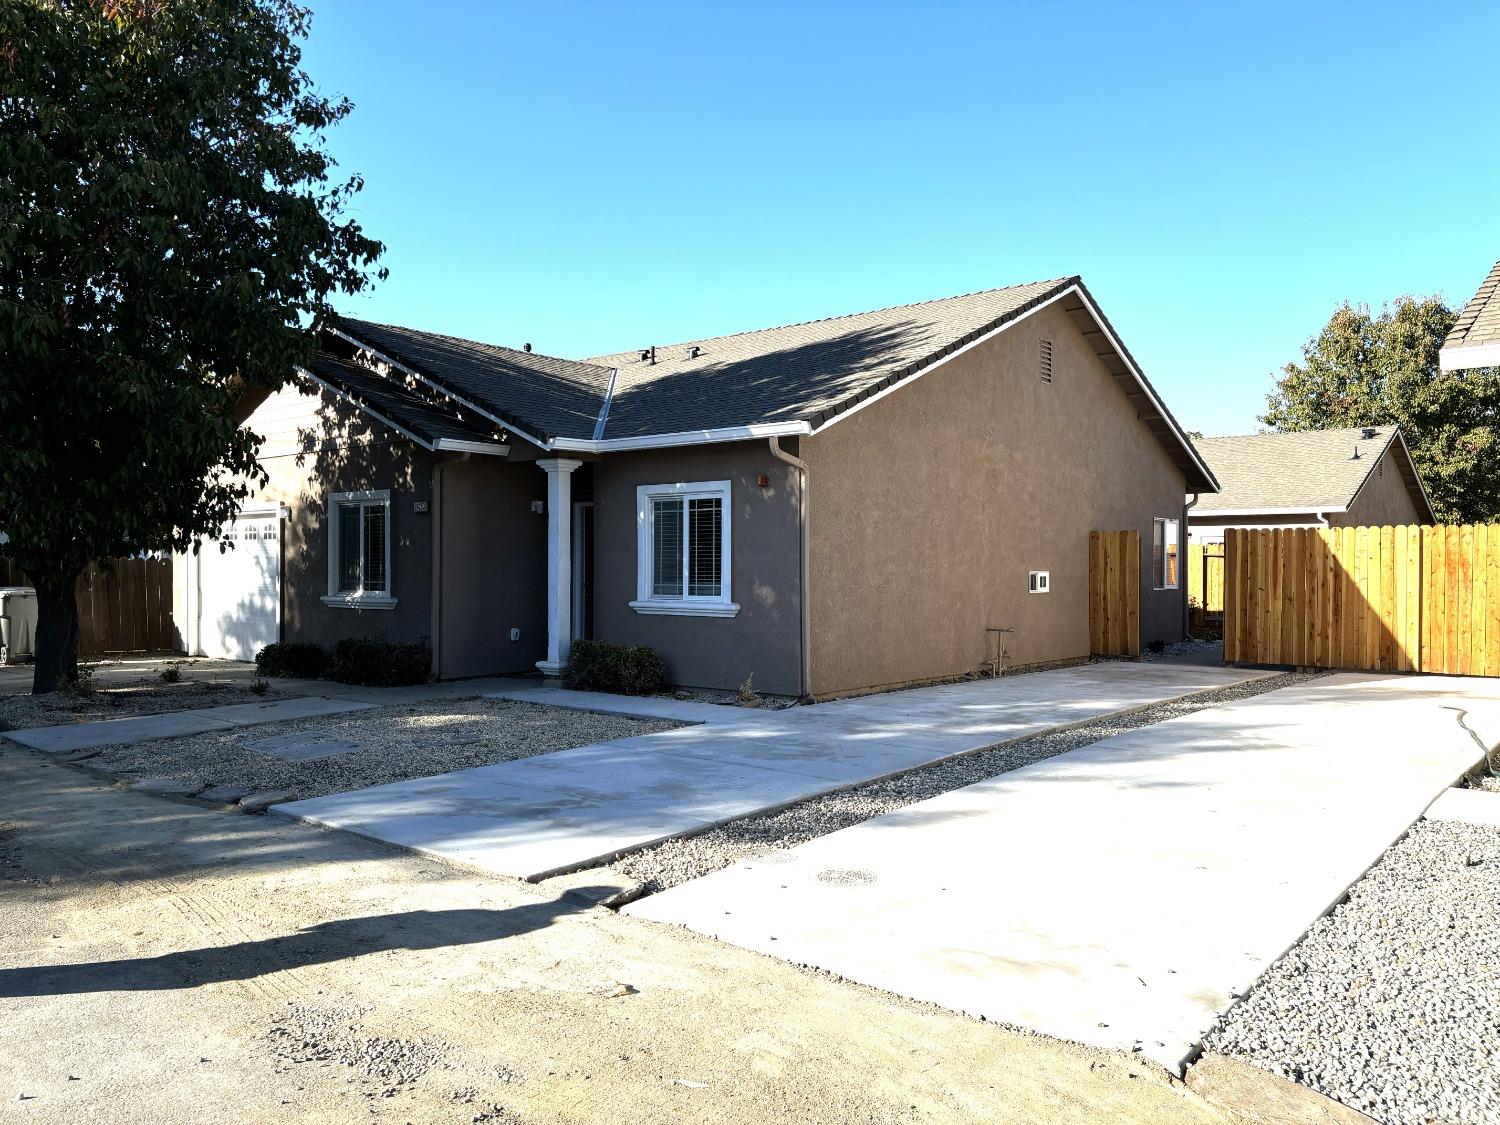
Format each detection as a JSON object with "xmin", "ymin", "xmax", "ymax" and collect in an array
[
  {"xmin": 631, "ymin": 480, "xmax": 737, "ymax": 617},
  {"xmin": 1153, "ymin": 517, "xmax": 1180, "ymax": 590},
  {"xmin": 323, "ymin": 490, "xmax": 396, "ymax": 609}
]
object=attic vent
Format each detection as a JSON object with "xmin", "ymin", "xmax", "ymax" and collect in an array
[
  {"xmin": 1361, "ymin": 427, "xmax": 1377, "ymax": 440},
  {"xmin": 523, "ymin": 342, "xmax": 532, "ymax": 353},
  {"xmin": 687, "ymin": 345, "xmax": 702, "ymax": 360},
  {"xmin": 1039, "ymin": 339, "xmax": 1053, "ymax": 383}
]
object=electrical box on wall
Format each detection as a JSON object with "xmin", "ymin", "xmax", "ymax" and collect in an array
[
  {"xmin": 1029, "ymin": 571, "xmax": 1050, "ymax": 594},
  {"xmin": 412, "ymin": 499, "xmax": 429, "ymax": 513},
  {"xmin": 509, "ymin": 627, "xmax": 521, "ymax": 642},
  {"xmin": 530, "ymin": 500, "xmax": 545, "ymax": 514}
]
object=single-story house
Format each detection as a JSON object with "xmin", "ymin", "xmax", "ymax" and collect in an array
[
  {"xmin": 174, "ymin": 275, "xmax": 1218, "ymax": 699},
  {"xmin": 1187, "ymin": 426, "xmax": 1435, "ymax": 545},
  {"xmin": 1440, "ymin": 258, "xmax": 1500, "ymax": 372}
]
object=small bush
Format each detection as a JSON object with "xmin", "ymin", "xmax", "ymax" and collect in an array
[
  {"xmin": 59, "ymin": 667, "xmax": 96, "ymax": 696},
  {"xmin": 563, "ymin": 639, "xmax": 667, "ymax": 696},
  {"xmin": 159, "ymin": 666, "xmax": 182, "ymax": 684},
  {"xmin": 255, "ymin": 641, "xmax": 330, "ymax": 679},
  {"xmin": 329, "ymin": 637, "xmax": 432, "ymax": 687},
  {"xmin": 250, "ymin": 678, "xmax": 271, "ymax": 695}
]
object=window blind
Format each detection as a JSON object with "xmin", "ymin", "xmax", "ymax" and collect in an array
[{"xmin": 687, "ymin": 497, "xmax": 722, "ymax": 597}]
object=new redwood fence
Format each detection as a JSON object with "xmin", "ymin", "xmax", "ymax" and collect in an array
[
  {"xmin": 0, "ymin": 556, "xmax": 174, "ymax": 656},
  {"xmin": 1223, "ymin": 525, "xmax": 1500, "ymax": 675},
  {"xmin": 1089, "ymin": 530, "xmax": 1141, "ymax": 658}
]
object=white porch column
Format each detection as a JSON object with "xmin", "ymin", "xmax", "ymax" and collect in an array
[{"xmin": 536, "ymin": 458, "xmax": 583, "ymax": 675}]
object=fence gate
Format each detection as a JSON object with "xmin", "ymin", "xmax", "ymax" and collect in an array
[
  {"xmin": 1089, "ymin": 530, "xmax": 1140, "ymax": 658},
  {"xmin": 1223, "ymin": 525, "xmax": 1500, "ymax": 675},
  {"xmin": 1188, "ymin": 542, "xmax": 1225, "ymax": 624}
]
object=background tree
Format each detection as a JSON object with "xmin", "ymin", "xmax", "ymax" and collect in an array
[
  {"xmin": 0, "ymin": 0, "xmax": 383, "ymax": 692},
  {"xmin": 1261, "ymin": 296, "xmax": 1500, "ymax": 524}
]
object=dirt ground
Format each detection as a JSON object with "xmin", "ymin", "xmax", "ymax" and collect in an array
[
  {"xmin": 0, "ymin": 748, "xmax": 1230, "ymax": 1125},
  {"xmin": 0, "ymin": 657, "xmax": 278, "ymax": 728}
]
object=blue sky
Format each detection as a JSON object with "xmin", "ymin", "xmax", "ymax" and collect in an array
[{"xmin": 301, "ymin": 1, "xmax": 1500, "ymax": 437}]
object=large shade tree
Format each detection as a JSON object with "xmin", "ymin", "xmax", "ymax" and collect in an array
[
  {"xmin": 0, "ymin": 0, "xmax": 383, "ymax": 692},
  {"xmin": 1261, "ymin": 296, "xmax": 1500, "ymax": 524}
]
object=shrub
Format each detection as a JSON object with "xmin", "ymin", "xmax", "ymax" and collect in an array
[
  {"xmin": 255, "ymin": 641, "xmax": 330, "ymax": 679},
  {"xmin": 250, "ymin": 678, "xmax": 271, "ymax": 695},
  {"xmin": 59, "ymin": 666, "xmax": 95, "ymax": 696},
  {"xmin": 562, "ymin": 639, "xmax": 667, "ymax": 696},
  {"xmin": 159, "ymin": 665, "xmax": 182, "ymax": 684},
  {"xmin": 329, "ymin": 637, "xmax": 432, "ymax": 687}
]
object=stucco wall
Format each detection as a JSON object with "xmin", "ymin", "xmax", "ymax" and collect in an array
[
  {"xmin": 1338, "ymin": 444, "xmax": 1425, "ymax": 527},
  {"xmin": 590, "ymin": 443, "xmax": 803, "ymax": 696},
  {"xmin": 802, "ymin": 301, "xmax": 1188, "ymax": 697},
  {"xmin": 436, "ymin": 458, "xmax": 549, "ymax": 678},
  {"xmin": 241, "ymin": 384, "xmax": 438, "ymax": 652}
]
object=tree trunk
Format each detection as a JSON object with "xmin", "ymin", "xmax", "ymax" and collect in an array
[{"xmin": 32, "ymin": 574, "xmax": 81, "ymax": 695}]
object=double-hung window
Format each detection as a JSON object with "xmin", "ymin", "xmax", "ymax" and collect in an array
[
  {"xmin": 632, "ymin": 480, "xmax": 737, "ymax": 617},
  {"xmin": 323, "ymin": 490, "xmax": 396, "ymax": 608},
  {"xmin": 1153, "ymin": 516, "xmax": 1180, "ymax": 590}
]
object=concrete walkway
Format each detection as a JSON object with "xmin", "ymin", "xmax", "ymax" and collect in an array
[
  {"xmin": 272, "ymin": 663, "xmax": 1268, "ymax": 882},
  {"xmin": 625, "ymin": 673, "xmax": 1500, "ymax": 1073}
]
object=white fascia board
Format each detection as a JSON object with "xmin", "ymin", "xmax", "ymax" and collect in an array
[
  {"xmin": 1439, "ymin": 341, "xmax": 1500, "ymax": 371},
  {"xmin": 434, "ymin": 438, "xmax": 511, "ymax": 456},
  {"xmin": 294, "ymin": 366, "xmax": 438, "ymax": 452},
  {"xmin": 801, "ymin": 283, "xmax": 1220, "ymax": 492},
  {"xmin": 1190, "ymin": 505, "xmax": 1348, "ymax": 518},
  {"xmin": 332, "ymin": 328, "xmax": 552, "ymax": 450},
  {"xmin": 553, "ymin": 420, "xmax": 811, "ymax": 453}
]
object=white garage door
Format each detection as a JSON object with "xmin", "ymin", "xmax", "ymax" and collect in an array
[{"xmin": 199, "ymin": 511, "xmax": 281, "ymax": 662}]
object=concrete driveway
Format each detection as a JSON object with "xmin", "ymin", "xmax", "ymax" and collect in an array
[
  {"xmin": 274, "ymin": 663, "xmax": 1269, "ymax": 881},
  {"xmin": 626, "ymin": 672, "xmax": 1500, "ymax": 1073}
]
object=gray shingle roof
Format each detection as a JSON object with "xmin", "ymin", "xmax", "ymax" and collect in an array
[
  {"xmin": 1445, "ymin": 259, "xmax": 1500, "ymax": 351},
  {"xmin": 304, "ymin": 354, "xmax": 506, "ymax": 448},
  {"xmin": 1193, "ymin": 427, "xmax": 1405, "ymax": 512},
  {"xmin": 337, "ymin": 317, "xmax": 614, "ymax": 443},
  {"xmin": 585, "ymin": 279, "xmax": 1074, "ymax": 437}
]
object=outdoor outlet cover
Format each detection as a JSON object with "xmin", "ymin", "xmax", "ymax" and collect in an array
[{"xmin": 510, "ymin": 627, "xmax": 521, "ymax": 642}]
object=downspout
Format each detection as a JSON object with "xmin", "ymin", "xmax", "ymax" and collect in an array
[
  {"xmin": 769, "ymin": 436, "xmax": 810, "ymax": 700},
  {"xmin": 430, "ymin": 459, "xmax": 448, "ymax": 680},
  {"xmin": 1183, "ymin": 492, "xmax": 1199, "ymax": 641}
]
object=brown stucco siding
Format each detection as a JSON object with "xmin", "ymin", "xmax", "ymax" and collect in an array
[
  {"xmin": 436, "ymin": 458, "xmax": 549, "ymax": 678},
  {"xmin": 243, "ymin": 385, "xmax": 437, "ymax": 653},
  {"xmin": 590, "ymin": 443, "xmax": 803, "ymax": 696},
  {"xmin": 1336, "ymin": 444, "xmax": 1425, "ymax": 527},
  {"xmin": 803, "ymin": 302, "xmax": 1187, "ymax": 698}
]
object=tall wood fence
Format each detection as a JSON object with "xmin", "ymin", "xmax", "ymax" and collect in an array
[
  {"xmin": 1188, "ymin": 542, "xmax": 1225, "ymax": 617},
  {"xmin": 0, "ymin": 556, "xmax": 174, "ymax": 656},
  {"xmin": 1223, "ymin": 525, "xmax": 1500, "ymax": 675},
  {"xmin": 1089, "ymin": 530, "xmax": 1141, "ymax": 658}
]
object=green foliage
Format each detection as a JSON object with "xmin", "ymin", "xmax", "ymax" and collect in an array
[
  {"xmin": 329, "ymin": 637, "xmax": 432, "ymax": 687},
  {"xmin": 1261, "ymin": 297, "xmax": 1500, "ymax": 523},
  {"xmin": 158, "ymin": 665, "xmax": 181, "ymax": 683},
  {"xmin": 254, "ymin": 640, "xmax": 329, "ymax": 679},
  {"xmin": 249, "ymin": 677, "xmax": 270, "ymax": 695},
  {"xmin": 562, "ymin": 639, "xmax": 668, "ymax": 696},
  {"xmin": 0, "ymin": 0, "xmax": 384, "ymax": 689}
]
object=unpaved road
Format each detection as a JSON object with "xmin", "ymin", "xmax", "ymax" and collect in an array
[{"xmin": 0, "ymin": 749, "xmax": 1226, "ymax": 1124}]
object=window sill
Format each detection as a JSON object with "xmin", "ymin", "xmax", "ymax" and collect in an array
[
  {"xmin": 321, "ymin": 593, "xmax": 398, "ymax": 611},
  {"xmin": 629, "ymin": 599, "xmax": 740, "ymax": 619}
]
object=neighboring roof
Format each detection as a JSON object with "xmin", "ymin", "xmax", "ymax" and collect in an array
[
  {"xmin": 336, "ymin": 318, "xmax": 614, "ymax": 443},
  {"xmin": 302, "ymin": 354, "xmax": 507, "ymax": 450},
  {"xmin": 324, "ymin": 279, "xmax": 1217, "ymax": 489},
  {"xmin": 1191, "ymin": 426, "xmax": 1435, "ymax": 520},
  {"xmin": 1441, "ymin": 259, "xmax": 1500, "ymax": 371}
]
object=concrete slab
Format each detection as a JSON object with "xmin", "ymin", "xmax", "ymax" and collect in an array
[
  {"xmin": 625, "ymin": 673, "xmax": 1500, "ymax": 1074},
  {"xmin": 243, "ymin": 735, "xmax": 362, "ymax": 762},
  {"xmin": 483, "ymin": 686, "xmax": 764, "ymax": 725},
  {"xmin": 2, "ymin": 695, "xmax": 373, "ymax": 753},
  {"xmin": 275, "ymin": 662, "xmax": 1269, "ymax": 881},
  {"xmin": 1424, "ymin": 786, "xmax": 1500, "ymax": 827}
]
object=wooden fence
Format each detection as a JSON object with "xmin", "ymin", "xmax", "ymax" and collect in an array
[
  {"xmin": 1223, "ymin": 525, "xmax": 1500, "ymax": 675},
  {"xmin": 0, "ymin": 556, "xmax": 174, "ymax": 656},
  {"xmin": 1089, "ymin": 530, "xmax": 1141, "ymax": 658},
  {"xmin": 1188, "ymin": 542, "xmax": 1225, "ymax": 617}
]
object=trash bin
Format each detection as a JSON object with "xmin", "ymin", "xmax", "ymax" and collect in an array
[{"xmin": 0, "ymin": 586, "xmax": 38, "ymax": 664}]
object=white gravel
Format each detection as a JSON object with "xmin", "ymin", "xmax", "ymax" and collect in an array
[
  {"xmin": 1205, "ymin": 818, "xmax": 1500, "ymax": 1125},
  {"xmin": 59, "ymin": 699, "xmax": 683, "ymax": 804},
  {"xmin": 610, "ymin": 669, "xmax": 1324, "ymax": 894}
]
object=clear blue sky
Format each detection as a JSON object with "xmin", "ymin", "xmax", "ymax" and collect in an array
[{"xmin": 301, "ymin": 1, "xmax": 1500, "ymax": 437}]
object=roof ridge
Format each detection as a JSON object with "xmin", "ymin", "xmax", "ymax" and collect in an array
[
  {"xmin": 1199, "ymin": 425, "xmax": 1390, "ymax": 441},
  {"xmin": 340, "ymin": 316, "xmax": 616, "ymax": 376},
  {"xmin": 584, "ymin": 276, "xmax": 1078, "ymax": 361}
]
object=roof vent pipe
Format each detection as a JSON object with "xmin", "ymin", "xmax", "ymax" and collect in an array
[
  {"xmin": 1351, "ymin": 445, "xmax": 1361, "ymax": 460},
  {"xmin": 524, "ymin": 342, "xmax": 532, "ymax": 353}
]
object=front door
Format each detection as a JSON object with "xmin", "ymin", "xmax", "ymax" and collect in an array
[{"xmin": 572, "ymin": 503, "xmax": 594, "ymax": 641}]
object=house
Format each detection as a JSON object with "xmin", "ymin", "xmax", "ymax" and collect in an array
[
  {"xmin": 174, "ymin": 276, "xmax": 1218, "ymax": 699},
  {"xmin": 1440, "ymin": 258, "xmax": 1500, "ymax": 372},
  {"xmin": 1187, "ymin": 426, "xmax": 1435, "ymax": 546}
]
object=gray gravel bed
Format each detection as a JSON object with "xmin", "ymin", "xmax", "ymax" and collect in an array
[
  {"xmin": 610, "ymin": 669, "xmax": 1323, "ymax": 894},
  {"xmin": 1205, "ymin": 818, "xmax": 1500, "ymax": 1125},
  {"xmin": 0, "ymin": 674, "xmax": 283, "ymax": 731},
  {"xmin": 62, "ymin": 699, "xmax": 683, "ymax": 804}
]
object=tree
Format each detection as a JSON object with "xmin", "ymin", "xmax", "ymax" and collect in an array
[
  {"xmin": 1261, "ymin": 296, "xmax": 1500, "ymax": 524},
  {"xmin": 0, "ymin": 0, "xmax": 384, "ymax": 692}
]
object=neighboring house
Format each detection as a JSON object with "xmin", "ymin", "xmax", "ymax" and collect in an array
[
  {"xmin": 1440, "ymin": 258, "xmax": 1500, "ymax": 372},
  {"xmin": 1188, "ymin": 426, "xmax": 1435, "ymax": 545},
  {"xmin": 174, "ymin": 276, "xmax": 1217, "ymax": 699}
]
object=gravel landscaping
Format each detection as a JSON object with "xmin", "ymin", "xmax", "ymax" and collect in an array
[
  {"xmin": 608, "ymin": 669, "xmax": 1324, "ymax": 895},
  {"xmin": 60, "ymin": 699, "xmax": 684, "ymax": 805},
  {"xmin": 1205, "ymin": 818, "xmax": 1500, "ymax": 1125},
  {"xmin": 0, "ymin": 662, "xmax": 281, "ymax": 731}
]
